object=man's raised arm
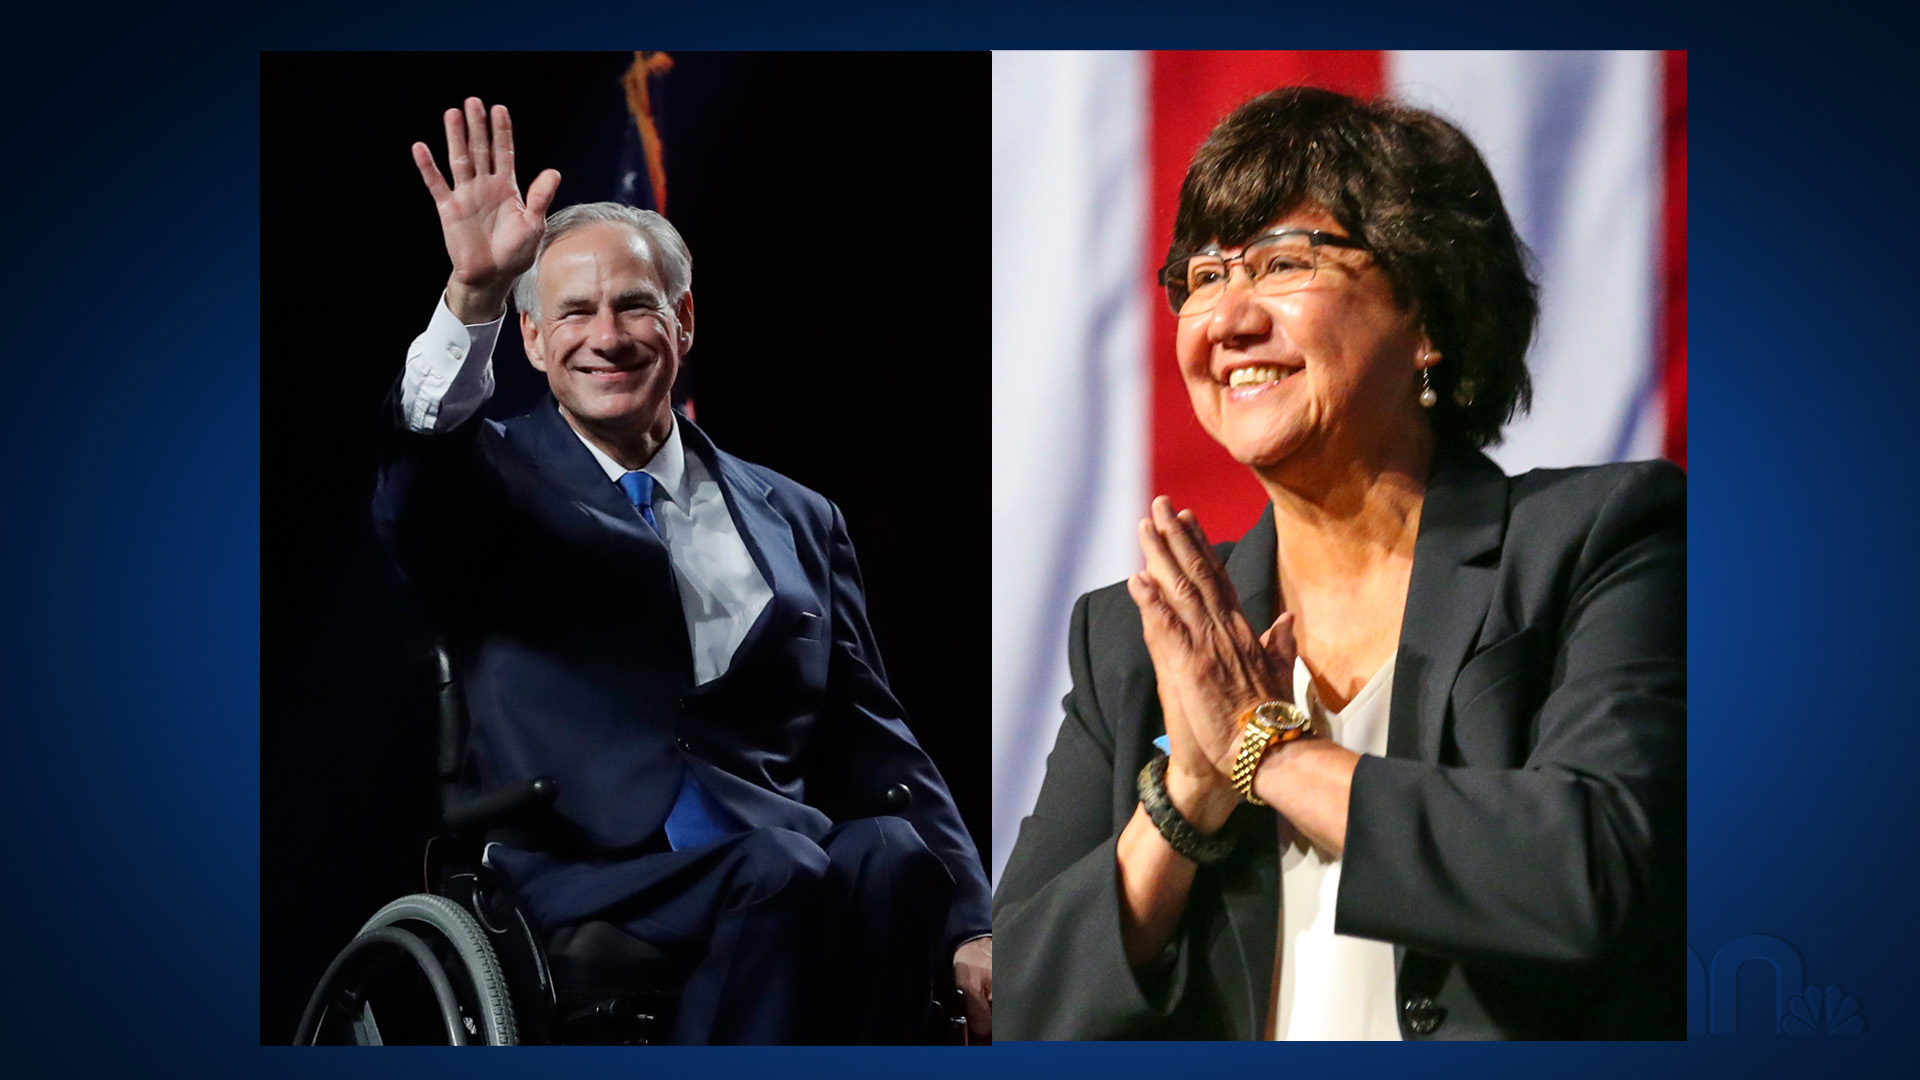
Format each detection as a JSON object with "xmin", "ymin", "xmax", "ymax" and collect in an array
[{"xmin": 398, "ymin": 99, "xmax": 561, "ymax": 434}]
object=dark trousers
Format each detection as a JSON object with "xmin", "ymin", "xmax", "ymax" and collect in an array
[{"xmin": 504, "ymin": 817, "xmax": 954, "ymax": 1044}]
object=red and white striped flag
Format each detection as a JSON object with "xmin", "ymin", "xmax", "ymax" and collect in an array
[{"xmin": 991, "ymin": 50, "xmax": 1686, "ymax": 882}]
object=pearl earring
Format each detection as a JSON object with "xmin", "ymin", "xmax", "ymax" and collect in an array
[{"xmin": 1418, "ymin": 349, "xmax": 1441, "ymax": 409}]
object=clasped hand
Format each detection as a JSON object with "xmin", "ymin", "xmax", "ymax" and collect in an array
[{"xmin": 1126, "ymin": 497, "xmax": 1296, "ymax": 829}]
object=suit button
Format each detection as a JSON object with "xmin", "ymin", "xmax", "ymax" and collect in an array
[
  {"xmin": 1403, "ymin": 997, "xmax": 1446, "ymax": 1035},
  {"xmin": 677, "ymin": 696, "xmax": 690, "ymax": 711}
]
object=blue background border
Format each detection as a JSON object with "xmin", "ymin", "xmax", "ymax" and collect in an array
[{"xmin": 5, "ymin": 4, "xmax": 1913, "ymax": 1075}]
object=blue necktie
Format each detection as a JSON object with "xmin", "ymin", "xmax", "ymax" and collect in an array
[
  {"xmin": 617, "ymin": 470, "xmax": 658, "ymax": 531},
  {"xmin": 617, "ymin": 469, "xmax": 739, "ymax": 850}
]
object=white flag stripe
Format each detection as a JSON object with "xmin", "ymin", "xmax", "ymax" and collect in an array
[
  {"xmin": 991, "ymin": 52, "xmax": 1148, "ymax": 883},
  {"xmin": 1387, "ymin": 51, "xmax": 1664, "ymax": 470}
]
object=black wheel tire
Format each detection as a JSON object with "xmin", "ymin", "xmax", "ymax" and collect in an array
[{"xmin": 356, "ymin": 893, "xmax": 518, "ymax": 1045}]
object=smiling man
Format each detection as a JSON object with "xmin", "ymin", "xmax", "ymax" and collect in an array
[
  {"xmin": 376, "ymin": 97, "xmax": 992, "ymax": 1044},
  {"xmin": 518, "ymin": 217, "xmax": 688, "ymax": 466}
]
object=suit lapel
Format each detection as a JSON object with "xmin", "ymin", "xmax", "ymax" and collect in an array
[
  {"xmin": 510, "ymin": 396, "xmax": 667, "ymax": 549},
  {"xmin": 507, "ymin": 397, "xmax": 691, "ymax": 679},
  {"xmin": 1225, "ymin": 504, "xmax": 1279, "ymax": 632},
  {"xmin": 1386, "ymin": 449, "xmax": 1504, "ymax": 990},
  {"xmin": 677, "ymin": 417, "xmax": 814, "ymax": 667},
  {"xmin": 1388, "ymin": 448, "xmax": 1508, "ymax": 766},
  {"xmin": 1217, "ymin": 505, "xmax": 1281, "ymax": 1039}
]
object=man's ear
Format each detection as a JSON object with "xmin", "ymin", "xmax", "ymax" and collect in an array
[
  {"xmin": 520, "ymin": 310, "xmax": 548, "ymax": 373},
  {"xmin": 675, "ymin": 290, "xmax": 695, "ymax": 356}
]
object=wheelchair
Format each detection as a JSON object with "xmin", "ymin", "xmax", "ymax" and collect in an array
[{"xmin": 294, "ymin": 638, "xmax": 970, "ymax": 1046}]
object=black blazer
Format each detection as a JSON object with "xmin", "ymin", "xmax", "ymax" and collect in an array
[
  {"xmin": 374, "ymin": 395, "xmax": 990, "ymax": 949},
  {"xmin": 994, "ymin": 450, "xmax": 1686, "ymax": 1039}
]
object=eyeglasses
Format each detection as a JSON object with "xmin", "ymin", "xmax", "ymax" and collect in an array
[{"xmin": 1158, "ymin": 229, "xmax": 1368, "ymax": 316}]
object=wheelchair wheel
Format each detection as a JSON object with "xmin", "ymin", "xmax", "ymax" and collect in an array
[{"xmin": 295, "ymin": 893, "xmax": 518, "ymax": 1045}]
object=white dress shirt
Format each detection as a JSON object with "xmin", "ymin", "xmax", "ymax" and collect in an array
[
  {"xmin": 1271, "ymin": 654, "xmax": 1402, "ymax": 1041},
  {"xmin": 401, "ymin": 294, "xmax": 772, "ymax": 684}
]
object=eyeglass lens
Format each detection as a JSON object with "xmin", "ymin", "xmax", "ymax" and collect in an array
[{"xmin": 1171, "ymin": 233, "xmax": 1323, "ymax": 316}]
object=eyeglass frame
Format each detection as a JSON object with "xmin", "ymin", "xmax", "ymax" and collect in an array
[{"xmin": 1156, "ymin": 228, "xmax": 1370, "ymax": 316}]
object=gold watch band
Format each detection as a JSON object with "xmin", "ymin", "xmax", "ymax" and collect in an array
[{"xmin": 1230, "ymin": 700, "xmax": 1312, "ymax": 806}]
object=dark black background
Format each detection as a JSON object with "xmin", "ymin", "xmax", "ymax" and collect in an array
[{"xmin": 260, "ymin": 52, "xmax": 990, "ymax": 1044}]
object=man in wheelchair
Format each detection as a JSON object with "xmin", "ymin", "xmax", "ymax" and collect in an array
[{"xmin": 348, "ymin": 96, "xmax": 992, "ymax": 1044}]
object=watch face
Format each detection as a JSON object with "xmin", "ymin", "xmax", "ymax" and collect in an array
[{"xmin": 1254, "ymin": 700, "xmax": 1307, "ymax": 732}]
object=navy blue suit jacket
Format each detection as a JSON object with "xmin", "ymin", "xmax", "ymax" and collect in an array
[{"xmin": 374, "ymin": 395, "xmax": 991, "ymax": 949}]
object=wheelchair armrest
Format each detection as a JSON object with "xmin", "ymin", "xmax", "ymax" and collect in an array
[{"xmin": 443, "ymin": 777, "xmax": 558, "ymax": 836}]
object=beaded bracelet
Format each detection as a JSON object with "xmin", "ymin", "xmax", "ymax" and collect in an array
[{"xmin": 1136, "ymin": 754, "xmax": 1235, "ymax": 866}]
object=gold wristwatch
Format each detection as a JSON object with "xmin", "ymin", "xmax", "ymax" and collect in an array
[{"xmin": 1230, "ymin": 700, "xmax": 1313, "ymax": 806}]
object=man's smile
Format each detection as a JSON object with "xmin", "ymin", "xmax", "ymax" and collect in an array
[{"xmin": 574, "ymin": 355, "xmax": 655, "ymax": 378}]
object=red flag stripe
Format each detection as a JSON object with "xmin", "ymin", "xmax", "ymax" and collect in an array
[{"xmin": 1662, "ymin": 50, "xmax": 1688, "ymax": 469}]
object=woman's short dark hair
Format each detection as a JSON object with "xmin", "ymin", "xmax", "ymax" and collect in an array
[{"xmin": 1170, "ymin": 86, "xmax": 1537, "ymax": 449}]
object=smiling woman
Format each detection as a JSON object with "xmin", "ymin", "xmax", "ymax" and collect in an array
[
  {"xmin": 993, "ymin": 86, "xmax": 1685, "ymax": 1041},
  {"xmin": 1170, "ymin": 207, "xmax": 1431, "ymax": 487}
]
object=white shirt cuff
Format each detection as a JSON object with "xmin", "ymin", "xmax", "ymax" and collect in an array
[{"xmin": 399, "ymin": 291, "xmax": 504, "ymax": 432}]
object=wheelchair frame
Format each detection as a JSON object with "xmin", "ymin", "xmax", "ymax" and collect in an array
[{"xmin": 293, "ymin": 636, "xmax": 969, "ymax": 1046}]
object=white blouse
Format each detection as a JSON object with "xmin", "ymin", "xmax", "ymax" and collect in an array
[{"xmin": 1270, "ymin": 654, "xmax": 1402, "ymax": 1041}]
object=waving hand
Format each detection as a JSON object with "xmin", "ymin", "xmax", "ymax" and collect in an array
[{"xmin": 411, "ymin": 97, "xmax": 561, "ymax": 322}]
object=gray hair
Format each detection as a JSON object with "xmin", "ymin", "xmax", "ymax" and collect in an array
[{"xmin": 512, "ymin": 202, "xmax": 693, "ymax": 320}]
